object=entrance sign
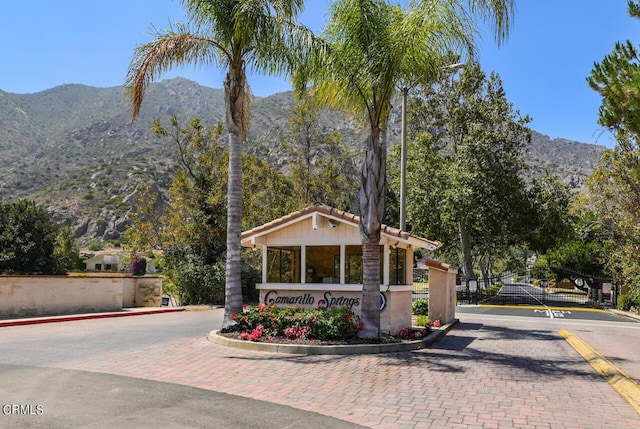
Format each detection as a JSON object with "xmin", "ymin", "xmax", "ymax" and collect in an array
[{"xmin": 264, "ymin": 290, "xmax": 361, "ymax": 310}]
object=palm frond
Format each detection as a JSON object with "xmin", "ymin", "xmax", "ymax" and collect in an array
[
  {"xmin": 464, "ymin": 0, "xmax": 514, "ymax": 46},
  {"xmin": 126, "ymin": 24, "xmax": 224, "ymax": 121}
]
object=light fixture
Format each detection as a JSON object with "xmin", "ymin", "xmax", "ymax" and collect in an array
[{"xmin": 328, "ymin": 220, "xmax": 339, "ymax": 229}]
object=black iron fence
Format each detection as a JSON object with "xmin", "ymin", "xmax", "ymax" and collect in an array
[
  {"xmin": 456, "ymin": 271, "xmax": 618, "ymax": 308},
  {"xmin": 412, "ymin": 282, "xmax": 429, "ymax": 302}
]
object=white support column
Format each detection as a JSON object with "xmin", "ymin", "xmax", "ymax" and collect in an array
[
  {"xmin": 262, "ymin": 247, "xmax": 268, "ymax": 283},
  {"xmin": 383, "ymin": 245, "xmax": 390, "ymax": 286},
  {"xmin": 301, "ymin": 245, "xmax": 306, "ymax": 284},
  {"xmin": 340, "ymin": 244, "xmax": 346, "ymax": 284}
]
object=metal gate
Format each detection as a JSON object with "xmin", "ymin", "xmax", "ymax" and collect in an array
[{"xmin": 456, "ymin": 270, "xmax": 617, "ymax": 308}]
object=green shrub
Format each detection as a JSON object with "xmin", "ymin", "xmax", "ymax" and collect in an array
[
  {"xmin": 241, "ymin": 264, "xmax": 261, "ymax": 304},
  {"xmin": 486, "ymin": 284, "xmax": 501, "ymax": 296},
  {"xmin": 416, "ymin": 315, "xmax": 430, "ymax": 327},
  {"xmin": 174, "ymin": 262, "xmax": 226, "ymax": 305},
  {"xmin": 617, "ymin": 293, "xmax": 638, "ymax": 311},
  {"xmin": 412, "ymin": 298, "xmax": 429, "ymax": 316},
  {"xmin": 87, "ymin": 239, "xmax": 103, "ymax": 251}
]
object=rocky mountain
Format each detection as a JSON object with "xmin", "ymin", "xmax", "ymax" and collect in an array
[{"xmin": 0, "ymin": 78, "xmax": 607, "ymax": 243}]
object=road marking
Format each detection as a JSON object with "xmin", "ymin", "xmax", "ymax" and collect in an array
[
  {"xmin": 517, "ymin": 284, "xmax": 547, "ymax": 307},
  {"xmin": 478, "ymin": 304, "xmax": 606, "ymax": 313},
  {"xmin": 560, "ymin": 329, "xmax": 640, "ymax": 416},
  {"xmin": 511, "ymin": 285, "xmax": 553, "ymax": 317},
  {"xmin": 534, "ymin": 309, "xmax": 572, "ymax": 318}
]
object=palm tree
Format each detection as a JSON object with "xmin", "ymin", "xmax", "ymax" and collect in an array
[
  {"xmin": 301, "ymin": 0, "xmax": 514, "ymax": 338},
  {"xmin": 126, "ymin": 0, "xmax": 308, "ymax": 327}
]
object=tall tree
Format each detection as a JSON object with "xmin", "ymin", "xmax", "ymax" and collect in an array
[
  {"xmin": 127, "ymin": 117, "xmax": 295, "ymax": 304},
  {"xmin": 299, "ymin": 0, "xmax": 514, "ymax": 338},
  {"xmin": 285, "ymin": 96, "xmax": 359, "ymax": 210},
  {"xmin": 587, "ymin": 0, "xmax": 640, "ymax": 301},
  {"xmin": 0, "ymin": 200, "xmax": 64, "ymax": 275},
  {"xmin": 525, "ymin": 171, "xmax": 574, "ymax": 256},
  {"xmin": 126, "ymin": 0, "xmax": 308, "ymax": 327},
  {"xmin": 396, "ymin": 62, "xmax": 530, "ymax": 281}
]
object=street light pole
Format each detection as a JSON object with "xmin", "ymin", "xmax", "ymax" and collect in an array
[{"xmin": 399, "ymin": 86, "xmax": 408, "ymax": 232}]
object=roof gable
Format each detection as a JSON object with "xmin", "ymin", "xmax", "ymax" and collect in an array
[{"xmin": 241, "ymin": 205, "xmax": 441, "ymax": 250}]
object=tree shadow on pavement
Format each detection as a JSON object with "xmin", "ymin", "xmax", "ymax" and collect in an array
[{"xmin": 379, "ymin": 321, "xmax": 606, "ymax": 381}]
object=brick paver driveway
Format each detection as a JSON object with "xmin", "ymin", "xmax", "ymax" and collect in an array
[{"xmin": 0, "ymin": 309, "xmax": 638, "ymax": 428}]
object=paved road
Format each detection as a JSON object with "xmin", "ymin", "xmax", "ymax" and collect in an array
[
  {"xmin": 457, "ymin": 304, "xmax": 637, "ymax": 322},
  {"xmin": 479, "ymin": 282, "xmax": 596, "ymax": 307},
  {"xmin": 1, "ymin": 308, "xmax": 639, "ymax": 428}
]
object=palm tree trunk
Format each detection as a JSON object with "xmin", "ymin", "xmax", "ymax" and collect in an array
[
  {"xmin": 222, "ymin": 63, "xmax": 245, "ymax": 328},
  {"xmin": 358, "ymin": 125, "xmax": 386, "ymax": 339}
]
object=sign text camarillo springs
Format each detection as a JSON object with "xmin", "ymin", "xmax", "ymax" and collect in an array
[{"xmin": 264, "ymin": 290, "xmax": 360, "ymax": 309}]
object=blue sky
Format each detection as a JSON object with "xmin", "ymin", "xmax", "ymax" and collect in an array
[{"xmin": 1, "ymin": 1, "xmax": 637, "ymax": 147}]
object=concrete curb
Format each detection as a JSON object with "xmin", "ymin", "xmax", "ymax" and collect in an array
[
  {"xmin": 560, "ymin": 329, "xmax": 640, "ymax": 416},
  {"xmin": 0, "ymin": 308, "xmax": 186, "ymax": 328},
  {"xmin": 609, "ymin": 308, "xmax": 640, "ymax": 322},
  {"xmin": 207, "ymin": 319, "xmax": 458, "ymax": 355}
]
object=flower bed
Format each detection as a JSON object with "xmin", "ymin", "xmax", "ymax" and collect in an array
[
  {"xmin": 221, "ymin": 304, "xmax": 363, "ymax": 341},
  {"xmin": 220, "ymin": 304, "xmax": 438, "ymax": 344}
]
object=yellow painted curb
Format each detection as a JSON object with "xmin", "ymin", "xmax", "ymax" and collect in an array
[
  {"xmin": 560, "ymin": 329, "xmax": 640, "ymax": 416},
  {"xmin": 479, "ymin": 305, "xmax": 605, "ymax": 313}
]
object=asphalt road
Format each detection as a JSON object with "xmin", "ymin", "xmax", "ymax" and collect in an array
[
  {"xmin": 0, "ymin": 310, "xmax": 365, "ymax": 429},
  {"xmin": 457, "ymin": 303, "xmax": 638, "ymax": 322}
]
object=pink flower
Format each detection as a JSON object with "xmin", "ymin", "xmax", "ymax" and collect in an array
[
  {"xmin": 432, "ymin": 320, "xmax": 441, "ymax": 328},
  {"xmin": 247, "ymin": 325, "xmax": 265, "ymax": 341}
]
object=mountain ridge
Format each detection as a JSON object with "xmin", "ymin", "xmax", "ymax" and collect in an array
[{"xmin": 0, "ymin": 78, "xmax": 607, "ymax": 242}]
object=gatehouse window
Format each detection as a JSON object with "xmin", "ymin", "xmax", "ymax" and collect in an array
[
  {"xmin": 305, "ymin": 246, "xmax": 340, "ymax": 283},
  {"xmin": 345, "ymin": 245, "xmax": 385, "ymax": 284},
  {"xmin": 389, "ymin": 248, "xmax": 406, "ymax": 285},
  {"xmin": 266, "ymin": 247, "xmax": 300, "ymax": 283}
]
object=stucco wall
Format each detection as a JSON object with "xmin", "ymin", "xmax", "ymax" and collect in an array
[
  {"xmin": 122, "ymin": 278, "xmax": 136, "ymax": 308},
  {"xmin": 133, "ymin": 277, "xmax": 162, "ymax": 307},
  {"xmin": 258, "ymin": 285, "xmax": 413, "ymax": 335},
  {"xmin": 0, "ymin": 276, "xmax": 162, "ymax": 317},
  {"xmin": 380, "ymin": 290, "xmax": 412, "ymax": 334},
  {"xmin": 428, "ymin": 266, "xmax": 458, "ymax": 324}
]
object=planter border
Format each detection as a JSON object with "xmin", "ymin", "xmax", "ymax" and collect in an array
[{"xmin": 207, "ymin": 319, "xmax": 458, "ymax": 355}]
